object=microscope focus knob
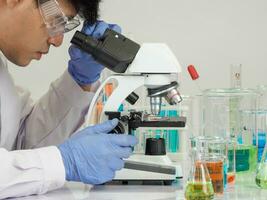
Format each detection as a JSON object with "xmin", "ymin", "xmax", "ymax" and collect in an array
[
  {"xmin": 109, "ymin": 121, "xmax": 125, "ymax": 134},
  {"xmin": 145, "ymin": 138, "xmax": 166, "ymax": 155}
]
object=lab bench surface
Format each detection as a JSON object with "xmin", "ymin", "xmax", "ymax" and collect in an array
[{"xmin": 11, "ymin": 174, "xmax": 267, "ymax": 200}]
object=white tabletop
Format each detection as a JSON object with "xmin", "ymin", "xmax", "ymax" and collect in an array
[{"xmin": 12, "ymin": 174, "xmax": 267, "ymax": 200}]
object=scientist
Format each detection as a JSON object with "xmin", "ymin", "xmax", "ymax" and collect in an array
[{"xmin": 0, "ymin": 0, "xmax": 137, "ymax": 199}]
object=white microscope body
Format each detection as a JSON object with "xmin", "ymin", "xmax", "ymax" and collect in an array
[{"xmin": 86, "ymin": 43, "xmax": 183, "ymax": 183}]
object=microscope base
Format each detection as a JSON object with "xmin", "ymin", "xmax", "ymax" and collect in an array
[{"xmin": 113, "ymin": 154, "xmax": 183, "ymax": 184}]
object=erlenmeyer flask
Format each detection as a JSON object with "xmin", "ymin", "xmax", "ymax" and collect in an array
[
  {"xmin": 256, "ymin": 143, "xmax": 267, "ymax": 188},
  {"xmin": 185, "ymin": 150, "xmax": 215, "ymax": 200}
]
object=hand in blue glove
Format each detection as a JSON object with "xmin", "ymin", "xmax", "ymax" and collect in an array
[
  {"xmin": 68, "ymin": 21, "xmax": 121, "ymax": 85},
  {"xmin": 58, "ymin": 119, "xmax": 137, "ymax": 185}
]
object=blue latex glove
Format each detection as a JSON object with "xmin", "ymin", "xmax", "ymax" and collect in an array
[
  {"xmin": 58, "ymin": 119, "xmax": 137, "ymax": 184},
  {"xmin": 68, "ymin": 21, "xmax": 121, "ymax": 85}
]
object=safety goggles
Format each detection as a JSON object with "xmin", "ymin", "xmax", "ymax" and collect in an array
[{"xmin": 38, "ymin": 0, "xmax": 81, "ymax": 37}]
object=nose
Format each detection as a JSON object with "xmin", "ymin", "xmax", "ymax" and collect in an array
[{"xmin": 48, "ymin": 34, "xmax": 64, "ymax": 47}]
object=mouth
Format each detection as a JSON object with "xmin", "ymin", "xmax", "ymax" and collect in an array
[
  {"xmin": 39, "ymin": 51, "xmax": 48, "ymax": 55},
  {"xmin": 35, "ymin": 51, "xmax": 48, "ymax": 60}
]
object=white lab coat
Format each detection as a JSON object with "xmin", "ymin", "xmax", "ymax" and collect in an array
[{"xmin": 0, "ymin": 53, "xmax": 95, "ymax": 199}]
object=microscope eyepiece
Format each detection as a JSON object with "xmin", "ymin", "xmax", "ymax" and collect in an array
[{"xmin": 71, "ymin": 29, "xmax": 140, "ymax": 73}]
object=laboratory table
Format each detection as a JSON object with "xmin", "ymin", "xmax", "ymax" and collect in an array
[{"xmin": 11, "ymin": 174, "xmax": 267, "ymax": 200}]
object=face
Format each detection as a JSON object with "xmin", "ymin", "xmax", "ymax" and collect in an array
[{"xmin": 0, "ymin": 0, "xmax": 77, "ymax": 66}]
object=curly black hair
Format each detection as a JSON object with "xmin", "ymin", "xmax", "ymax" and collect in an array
[{"xmin": 69, "ymin": 0, "xmax": 101, "ymax": 24}]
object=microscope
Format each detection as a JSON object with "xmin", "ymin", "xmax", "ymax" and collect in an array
[{"xmin": 71, "ymin": 29, "xmax": 186, "ymax": 185}]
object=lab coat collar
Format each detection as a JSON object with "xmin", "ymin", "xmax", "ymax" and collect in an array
[{"xmin": 0, "ymin": 54, "xmax": 21, "ymax": 150}]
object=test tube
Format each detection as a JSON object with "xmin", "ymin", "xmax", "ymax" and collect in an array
[
  {"xmin": 167, "ymin": 110, "xmax": 179, "ymax": 153},
  {"xmin": 226, "ymin": 139, "xmax": 236, "ymax": 185}
]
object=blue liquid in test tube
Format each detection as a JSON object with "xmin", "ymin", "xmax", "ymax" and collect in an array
[
  {"xmin": 167, "ymin": 110, "xmax": 179, "ymax": 153},
  {"xmin": 223, "ymin": 161, "xmax": 228, "ymax": 188},
  {"xmin": 155, "ymin": 130, "xmax": 161, "ymax": 139}
]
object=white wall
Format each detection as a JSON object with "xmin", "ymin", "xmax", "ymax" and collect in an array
[{"xmin": 8, "ymin": 0, "xmax": 267, "ymax": 100}]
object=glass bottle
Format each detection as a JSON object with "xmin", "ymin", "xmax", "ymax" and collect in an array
[
  {"xmin": 255, "ymin": 144, "xmax": 267, "ymax": 188},
  {"xmin": 185, "ymin": 150, "xmax": 214, "ymax": 200}
]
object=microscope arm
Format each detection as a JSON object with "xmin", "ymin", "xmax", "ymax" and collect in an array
[
  {"xmin": 103, "ymin": 76, "xmax": 145, "ymax": 111},
  {"xmin": 85, "ymin": 75, "xmax": 115, "ymax": 126},
  {"xmin": 85, "ymin": 75, "xmax": 145, "ymax": 126}
]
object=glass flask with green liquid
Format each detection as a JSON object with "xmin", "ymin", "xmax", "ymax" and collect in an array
[
  {"xmin": 256, "ymin": 143, "xmax": 267, "ymax": 188},
  {"xmin": 185, "ymin": 150, "xmax": 214, "ymax": 200}
]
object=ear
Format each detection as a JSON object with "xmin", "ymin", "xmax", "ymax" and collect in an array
[{"xmin": 6, "ymin": 0, "xmax": 20, "ymax": 8}]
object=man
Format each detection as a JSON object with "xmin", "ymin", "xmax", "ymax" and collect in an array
[{"xmin": 0, "ymin": 0, "xmax": 137, "ymax": 198}]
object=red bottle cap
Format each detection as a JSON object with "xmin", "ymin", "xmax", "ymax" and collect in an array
[{"xmin": 187, "ymin": 65, "xmax": 199, "ymax": 80}]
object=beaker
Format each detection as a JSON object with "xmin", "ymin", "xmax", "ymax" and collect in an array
[
  {"xmin": 201, "ymin": 88, "xmax": 258, "ymax": 173},
  {"xmin": 185, "ymin": 150, "xmax": 214, "ymax": 200},
  {"xmin": 191, "ymin": 136, "xmax": 227, "ymax": 193},
  {"xmin": 255, "ymin": 144, "xmax": 267, "ymax": 189},
  {"xmin": 204, "ymin": 156, "xmax": 224, "ymax": 194},
  {"xmin": 201, "ymin": 88, "xmax": 258, "ymax": 138}
]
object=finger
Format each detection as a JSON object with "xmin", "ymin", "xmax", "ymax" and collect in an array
[
  {"xmin": 68, "ymin": 45, "xmax": 83, "ymax": 60},
  {"xmin": 85, "ymin": 119, "xmax": 119, "ymax": 134},
  {"xmin": 109, "ymin": 134, "xmax": 138, "ymax": 147},
  {"xmin": 92, "ymin": 21, "xmax": 109, "ymax": 39},
  {"xmin": 81, "ymin": 21, "xmax": 98, "ymax": 35},
  {"xmin": 114, "ymin": 146, "xmax": 133, "ymax": 159},
  {"xmin": 105, "ymin": 170, "xmax": 115, "ymax": 183},
  {"xmin": 71, "ymin": 120, "xmax": 117, "ymax": 139},
  {"xmin": 110, "ymin": 145, "xmax": 133, "ymax": 159},
  {"xmin": 98, "ymin": 169, "xmax": 115, "ymax": 184},
  {"xmin": 107, "ymin": 157, "xmax": 124, "ymax": 171},
  {"xmin": 108, "ymin": 24, "xmax": 122, "ymax": 33}
]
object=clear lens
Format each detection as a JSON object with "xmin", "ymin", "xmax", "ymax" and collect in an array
[
  {"xmin": 64, "ymin": 17, "xmax": 80, "ymax": 32},
  {"xmin": 38, "ymin": 0, "xmax": 80, "ymax": 37}
]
